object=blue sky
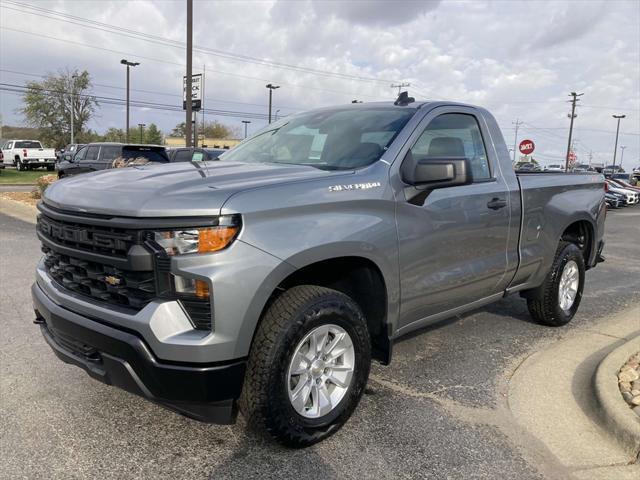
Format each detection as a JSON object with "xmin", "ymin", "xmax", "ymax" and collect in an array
[{"xmin": 1, "ymin": 0, "xmax": 638, "ymax": 167}]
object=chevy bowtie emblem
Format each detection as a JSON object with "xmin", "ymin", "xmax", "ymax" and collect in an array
[{"xmin": 104, "ymin": 275, "xmax": 122, "ymax": 286}]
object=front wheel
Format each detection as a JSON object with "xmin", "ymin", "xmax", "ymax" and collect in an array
[
  {"xmin": 527, "ymin": 241, "xmax": 585, "ymax": 326},
  {"xmin": 240, "ymin": 285, "xmax": 371, "ymax": 447},
  {"xmin": 16, "ymin": 160, "xmax": 24, "ymax": 171}
]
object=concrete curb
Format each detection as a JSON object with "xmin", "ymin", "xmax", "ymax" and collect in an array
[
  {"xmin": 593, "ymin": 333, "xmax": 640, "ymax": 457},
  {"xmin": 0, "ymin": 183, "xmax": 36, "ymax": 186}
]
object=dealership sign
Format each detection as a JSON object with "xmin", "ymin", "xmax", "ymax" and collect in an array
[
  {"xmin": 519, "ymin": 139, "xmax": 535, "ymax": 155},
  {"xmin": 183, "ymin": 74, "xmax": 202, "ymax": 110}
]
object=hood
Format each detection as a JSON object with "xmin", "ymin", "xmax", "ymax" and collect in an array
[{"xmin": 43, "ymin": 161, "xmax": 346, "ymax": 217}]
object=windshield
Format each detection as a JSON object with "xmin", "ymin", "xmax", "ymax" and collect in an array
[
  {"xmin": 16, "ymin": 141, "xmax": 42, "ymax": 149},
  {"xmin": 219, "ymin": 107, "xmax": 416, "ymax": 170}
]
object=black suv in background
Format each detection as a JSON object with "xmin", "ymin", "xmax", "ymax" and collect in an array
[
  {"xmin": 167, "ymin": 147, "xmax": 227, "ymax": 162},
  {"xmin": 57, "ymin": 143, "xmax": 169, "ymax": 178}
]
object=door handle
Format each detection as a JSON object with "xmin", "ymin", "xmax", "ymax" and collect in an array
[{"xmin": 487, "ymin": 198, "xmax": 507, "ymax": 210}]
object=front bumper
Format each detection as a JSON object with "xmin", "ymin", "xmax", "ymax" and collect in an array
[{"xmin": 32, "ymin": 282, "xmax": 246, "ymax": 424}]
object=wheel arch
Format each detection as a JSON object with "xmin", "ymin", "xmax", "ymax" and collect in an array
[
  {"xmin": 253, "ymin": 255, "xmax": 393, "ymax": 365},
  {"xmin": 559, "ymin": 218, "xmax": 595, "ymax": 267}
]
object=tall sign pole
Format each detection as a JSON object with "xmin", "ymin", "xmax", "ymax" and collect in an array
[
  {"xmin": 611, "ymin": 114, "xmax": 625, "ymax": 169},
  {"xmin": 565, "ymin": 91, "xmax": 583, "ymax": 171},
  {"xmin": 185, "ymin": 0, "xmax": 193, "ymax": 147}
]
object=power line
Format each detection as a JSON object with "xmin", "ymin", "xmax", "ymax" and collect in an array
[
  {"xmin": 0, "ymin": 67, "xmax": 303, "ymax": 111},
  {"xmin": 1, "ymin": 1, "xmax": 397, "ymax": 85},
  {"xmin": 0, "ymin": 26, "xmax": 386, "ymax": 101}
]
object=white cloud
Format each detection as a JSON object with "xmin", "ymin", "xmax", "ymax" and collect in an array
[{"xmin": 0, "ymin": 0, "xmax": 638, "ymax": 166}]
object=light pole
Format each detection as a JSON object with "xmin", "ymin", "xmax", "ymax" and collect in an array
[
  {"xmin": 266, "ymin": 83, "xmax": 280, "ymax": 123},
  {"xmin": 138, "ymin": 123, "xmax": 146, "ymax": 143},
  {"xmin": 611, "ymin": 114, "xmax": 625, "ymax": 169},
  {"xmin": 120, "ymin": 59, "xmax": 140, "ymax": 142},
  {"xmin": 70, "ymin": 73, "xmax": 78, "ymax": 145},
  {"xmin": 619, "ymin": 145, "xmax": 626, "ymax": 169},
  {"xmin": 241, "ymin": 120, "xmax": 251, "ymax": 139}
]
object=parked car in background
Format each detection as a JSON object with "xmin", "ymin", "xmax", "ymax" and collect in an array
[
  {"xmin": 515, "ymin": 162, "xmax": 541, "ymax": 172},
  {"xmin": 605, "ymin": 192, "xmax": 623, "ymax": 209},
  {"xmin": 602, "ymin": 165, "xmax": 625, "ymax": 176},
  {"xmin": 605, "ymin": 180, "xmax": 639, "ymax": 205},
  {"xmin": 167, "ymin": 147, "xmax": 225, "ymax": 162},
  {"xmin": 57, "ymin": 143, "xmax": 86, "ymax": 162},
  {"xmin": 609, "ymin": 176, "xmax": 640, "ymax": 192},
  {"xmin": 1, "ymin": 139, "xmax": 57, "ymax": 171},
  {"xmin": 572, "ymin": 164, "xmax": 591, "ymax": 172},
  {"xmin": 56, "ymin": 143, "xmax": 169, "ymax": 178},
  {"xmin": 544, "ymin": 164, "xmax": 564, "ymax": 172}
]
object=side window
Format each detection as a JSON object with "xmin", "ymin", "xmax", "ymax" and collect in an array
[
  {"xmin": 174, "ymin": 149, "xmax": 193, "ymax": 162},
  {"xmin": 411, "ymin": 113, "xmax": 491, "ymax": 181},
  {"xmin": 192, "ymin": 151, "xmax": 204, "ymax": 161},
  {"xmin": 83, "ymin": 146, "xmax": 100, "ymax": 162},
  {"xmin": 74, "ymin": 146, "xmax": 87, "ymax": 161},
  {"xmin": 100, "ymin": 146, "xmax": 121, "ymax": 162},
  {"xmin": 6, "ymin": 142, "xmax": 13, "ymax": 150}
]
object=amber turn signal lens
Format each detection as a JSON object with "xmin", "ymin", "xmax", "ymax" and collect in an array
[
  {"xmin": 198, "ymin": 226, "xmax": 239, "ymax": 253},
  {"xmin": 195, "ymin": 279, "xmax": 210, "ymax": 298}
]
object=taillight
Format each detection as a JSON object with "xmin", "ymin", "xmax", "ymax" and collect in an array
[
  {"xmin": 0, "ymin": 151, "xmax": 3, "ymax": 160},
  {"xmin": 604, "ymin": 182, "xmax": 608, "ymax": 192},
  {"xmin": 23, "ymin": 148, "xmax": 28, "ymax": 158}
]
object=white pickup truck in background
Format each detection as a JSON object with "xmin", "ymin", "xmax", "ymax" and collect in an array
[{"xmin": 1, "ymin": 139, "xmax": 57, "ymax": 171}]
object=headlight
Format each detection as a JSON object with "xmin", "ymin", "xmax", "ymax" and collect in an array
[{"xmin": 152, "ymin": 217, "xmax": 240, "ymax": 255}]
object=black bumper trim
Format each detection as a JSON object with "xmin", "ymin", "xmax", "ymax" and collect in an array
[{"xmin": 32, "ymin": 283, "xmax": 245, "ymax": 424}]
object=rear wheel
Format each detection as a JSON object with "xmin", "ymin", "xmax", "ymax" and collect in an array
[
  {"xmin": 16, "ymin": 159, "xmax": 24, "ymax": 171},
  {"xmin": 527, "ymin": 241, "xmax": 585, "ymax": 326},
  {"xmin": 240, "ymin": 285, "xmax": 371, "ymax": 447}
]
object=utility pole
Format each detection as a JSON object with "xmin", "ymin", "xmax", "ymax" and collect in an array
[
  {"xmin": 120, "ymin": 60, "xmax": 140, "ymax": 142},
  {"xmin": 241, "ymin": 120, "xmax": 251, "ymax": 139},
  {"xmin": 611, "ymin": 114, "xmax": 625, "ymax": 168},
  {"xmin": 138, "ymin": 123, "xmax": 146, "ymax": 143},
  {"xmin": 391, "ymin": 82, "xmax": 410, "ymax": 95},
  {"xmin": 185, "ymin": 0, "xmax": 193, "ymax": 147},
  {"xmin": 70, "ymin": 73, "xmax": 78, "ymax": 145},
  {"xmin": 565, "ymin": 91, "xmax": 583, "ymax": 171},
  {"xmin": 266, "ymin": 84, "xmax": 280, "ymax": 123},
  {"xmin": 619, "ymin": 145, "xmax": 626, "ymax": 169},
  {"xmin": 512, "ymin": 118, "xmax": 523, "ymax": 163}
]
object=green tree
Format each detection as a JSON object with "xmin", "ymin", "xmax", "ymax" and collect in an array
[
  {"xmin": 21, "ymin": 69, "xmax": 98, "ymax": 149},
  {"xmin": 144, "ymin": 123, "xmax": 163, "ymax": 144},
  {"xmin": 103, "ymin": 127, "xmax": 126, "ymax": 142},
  {"xmin": 170, "ymin": 122, "xmax": 186, "ymax": 137}
]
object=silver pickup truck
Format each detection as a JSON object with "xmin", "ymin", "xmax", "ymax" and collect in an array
[{"xmin": 32, "ymin": 99, "xmax": 605, "ymax": 446}]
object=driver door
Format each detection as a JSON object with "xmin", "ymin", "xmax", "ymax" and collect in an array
[{"xmin": 396, "ymin": 108, "xmax": 513, "ymax": 328}]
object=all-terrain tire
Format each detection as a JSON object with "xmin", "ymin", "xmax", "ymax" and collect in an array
[
  {"xmin": 527, "ymin": 241, "xmax": 585, "ymax": 326},
  {"xmin": 239, "ymin": 285, "xmax": 371, "ymax": 447}
]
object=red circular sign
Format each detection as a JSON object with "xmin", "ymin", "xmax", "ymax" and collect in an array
[{"xmin": 519, "ymin": 139, "xmax": 535, "ymax": 155}]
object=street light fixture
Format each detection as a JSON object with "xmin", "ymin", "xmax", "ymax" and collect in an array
[
  {"xmin": 241, "ymin": 120, "xmax": 251, "ymax": 139},
  {"xmin": 611, "ymin": 114, "xmax": 625, "ymax": 169},
  {"xmin": 70, "ymin": 73, "xmax": 78, "ymax": 145},
  {"xmin": 274, "ymin": 109, "xmax": 281, "ymax": 121},
  {"xmin": 120, "ymin": 59, "xmax": 140, "ymax": 142},
  {"xmin": 138, "ymin": 123, "xmax": 146, "ymax": 143},
  {"xmin": 266, "ymin": 83, "xmax": 280, "ymax": 124}
]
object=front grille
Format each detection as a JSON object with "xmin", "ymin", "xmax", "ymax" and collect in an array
[
  {"xmin": 38, "ymin": 214, "xmax": 138, "ymax": 258},
  {"xmin": 43, "ymin": 248, "xmax": 156, "ymax": 310}
]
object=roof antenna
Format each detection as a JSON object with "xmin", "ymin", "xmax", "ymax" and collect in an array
[{"xmin": 394, "ymin": 91, "xmax": 415, "ymax": 106}]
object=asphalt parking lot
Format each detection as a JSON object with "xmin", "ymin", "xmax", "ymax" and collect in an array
[{"xmin": 1, "ymin": 207, "xmax": 639, "ymax": 480}]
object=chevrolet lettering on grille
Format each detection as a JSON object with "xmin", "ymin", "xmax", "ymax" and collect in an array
[{"xmin": 39, "ymin": 217, "xmax": 131, "ymax": 251}]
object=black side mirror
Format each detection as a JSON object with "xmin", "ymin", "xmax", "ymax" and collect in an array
[{"xmin": 401, "ymin": 150, "xmax": 472, "ymax": 188}]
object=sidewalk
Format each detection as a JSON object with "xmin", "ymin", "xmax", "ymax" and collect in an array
[
  {"xmin": 508, "ymin": 306, "xmax": 640, "ymax": 480},
  {"xmin": 0, "ymin": 196, "xmax": 37, "ymax": 224}
]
